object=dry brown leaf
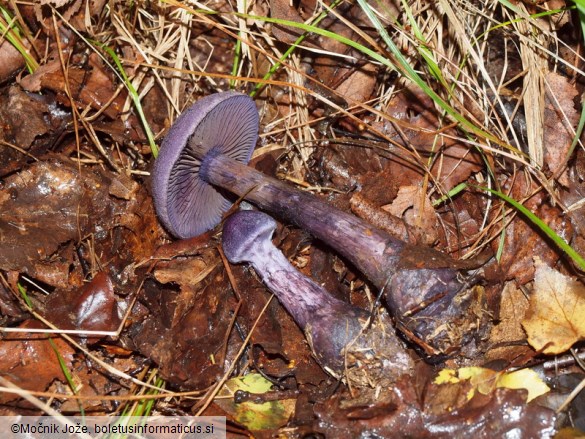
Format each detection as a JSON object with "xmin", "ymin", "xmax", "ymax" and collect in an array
[
  {"xmin": 522, "ymin": 259, "xmax": 585, "ymax": 354},
  {"xmin": 37, "ymin": 0, "xmax": 82, "ymax": 22},
  {"xmin": 544, "ymin": 71, "xmax": 579, "ymax": 184},
  {"xmin": 0, "ymin": 39, "xmax": 27, "ymax": 83},
  {"xmin": 21, "ymin": 54, "xmax": 124, "ymax": 120},
  {"xmin": 333, "ymin": 62, "xmax": 377, "ymax": 105},
  {"xmin": 485, "ymin": 281, "xmax": 532, "ymax": 363},
  {"xmin": 375, "ymin": 83, "xmax": 483, "ymax": 190},
  {"xmin": 382, "ymin": 185, "xmax": 438, "ymax": 245}
]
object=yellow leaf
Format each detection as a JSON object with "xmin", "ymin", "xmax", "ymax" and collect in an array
[
  {"xmin": 435, "ymin": 368, "xmax": 459, "ymax": 384},
  {"xmin": 522, "ymin": 260, "xmax": 585, "ymax": 354},
  {"xmin": 434, "ymin": 367, "xmax": 549, "ymax": 402},
  {"xmin": 496, "ymin": 369, "xmax": 550, "ymax": 402},
  {"xmin": 215, "ymin": 373, "xmax": 295, "ymax": 431},
  {"xmin": 458, "ymin": 367, "xmax": 497, "ymax": 396}
]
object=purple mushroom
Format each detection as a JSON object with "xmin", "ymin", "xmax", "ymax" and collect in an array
[
  {"xmin": 222, "ymin": 210, "xmax": 413, "ymax": 378},
  {"xmin": 151, "ymin": 91, "xmax": 484, "ymax": 358},
  {"xmin": 152, "ymin": 91, "xmax": 258, "ymax": 238}
]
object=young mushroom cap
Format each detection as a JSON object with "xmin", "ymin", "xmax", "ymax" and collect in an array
[
  {"xmin": 152, "ymin": 91, "xmax": 258, "ymax": 238},
  {"xmin": 222, "ymin": 208, "xmax": 278, "ymax": 264}
]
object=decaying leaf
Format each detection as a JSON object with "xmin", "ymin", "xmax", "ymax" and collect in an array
[
  {"xmin": 382, "ymin": 185, "xmax": 438, "ymax": 245},
  {"xmin": 543, "ymin": 71, "xmax": 580, "ymax": 184},
  {"xmin": 0, "ymin": 159, "xmax": 106, "ymax": 273},
  {"xmin": 314, "ymin": 377, "xmax": 556, "ymax": 438},
  {"xmin": 490, "ymin": 173, "xmax": 570, "ymax": 284},
  {"xmin": 0, "ymin": 320, "xmax": 75, "ymax": 404},
  {"xmin": 522, "ymin": 259, "xmax": 585, "ymax": 354},
  {"xmin": 435, "ymin": 366, "xmax": 550, "ymax": 403},
  {"xmin": 42, "ymin": 272, "xmax": 123, "ymax": 336},
  {"xmin": 215, "ymin": 373, "xmax": 295, "ymax": 431},
  {"xmin": 485, "ymin": 281, "xmax": 532, "ymax": 363}
]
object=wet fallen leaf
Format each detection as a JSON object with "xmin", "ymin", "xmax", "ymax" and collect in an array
[
  {"xmin": 0, "ymin": 320, "xmax": 75, "ymax": 404},
  {"xmin": 522, "ymin": 260, "xmax": 585, "ymax": 354},
  {"xmin": 313, "ymin": 378, "xmax": 556, "ymax": 438},
  {"xmin": 43, "ymin": 272, "xmax": 123, "ymax": 336},
  {"xmin": 0, "ymin": 281, "xmax": 25, "ymax": 323},
  {"xmin": 0, "ymin": 86, "xmax": 66, "ymax": 163},
  {"xmin": 496, "ymin": 369, "xmax": 550, "ymax": 402},
  {"xmin": 133, "ymin": 269, "xmax": 238, "ymax": 389},
  {"xmin": 215, "ymin": 373, "xmax": 295, "ymax": 431},
  {"xmin": 490, "ymin": 173, "xmax": 570, "ymax": 284},
  {"xmin": 435, "ymin": 366, "xmax": 550, "ymax": 402},
  {"xmin": 0, "ymin": 159, "xmax": 104, "ymax": 272}
]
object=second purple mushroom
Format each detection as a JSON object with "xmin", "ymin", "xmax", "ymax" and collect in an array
[{"xmin": 222, "ymin": 209, "xmax": 413, "ymax": 380}]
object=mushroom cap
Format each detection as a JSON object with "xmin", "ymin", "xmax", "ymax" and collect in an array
[
  {"xmin": 152, "ymin": 91, "xmax": 259, "ymax": 238},
  {"xmin": 222, "ymin": 210, "xmax": 277, "ymax": 264}
]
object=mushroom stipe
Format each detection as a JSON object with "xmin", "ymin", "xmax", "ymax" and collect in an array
[
  {"xmin": 152, "ymin": 91, "xmax": 486, "ymax": 359},
  {"xmin": 222, "ymin": 210, "xmax": 413, "ymax": 379}
]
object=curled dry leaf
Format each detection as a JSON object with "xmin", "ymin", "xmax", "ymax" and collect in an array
[{"xmin": 522, "ymin": 259, "xmax": 585, "ymax": 354}]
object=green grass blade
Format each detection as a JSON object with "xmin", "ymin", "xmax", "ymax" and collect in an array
[
  {"xmin": 234, "ymin": 7, "xmax": 517, "ymax": 152},
  {"xmin": 17, "ymin": 282, "xmax": 33, "ymax": 308},
  {"xmin": 91, "ymin": 41, "xmax": 159, "ymax": 158},
  {"xmin": 399, "ymin": 0, "xmax": 445, "ymax": 85},
  {"xmin": 48, "ymin": 337, "xmax": 85, "ymax": 416},
  {"xmin": 249, "ymin": 0, "xmax": 345, "ymax": 98},
  {"xmin": 432, "ymin": 182, "xmax": 468, "ymax": 206},
  {"xmin": 0, "ymin": 6, "xmax": 38, "ymax": 73},
  {"xmin": 230, "ymin": 36, "xmax": 242, "ymax": 89},
  {"xmin": 478, "ymin": 186, "xmax": 585, "ymax": 270},
  {"xmin": 354, "ymin": 0, "xmax": 511, "ymax": 150}
]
